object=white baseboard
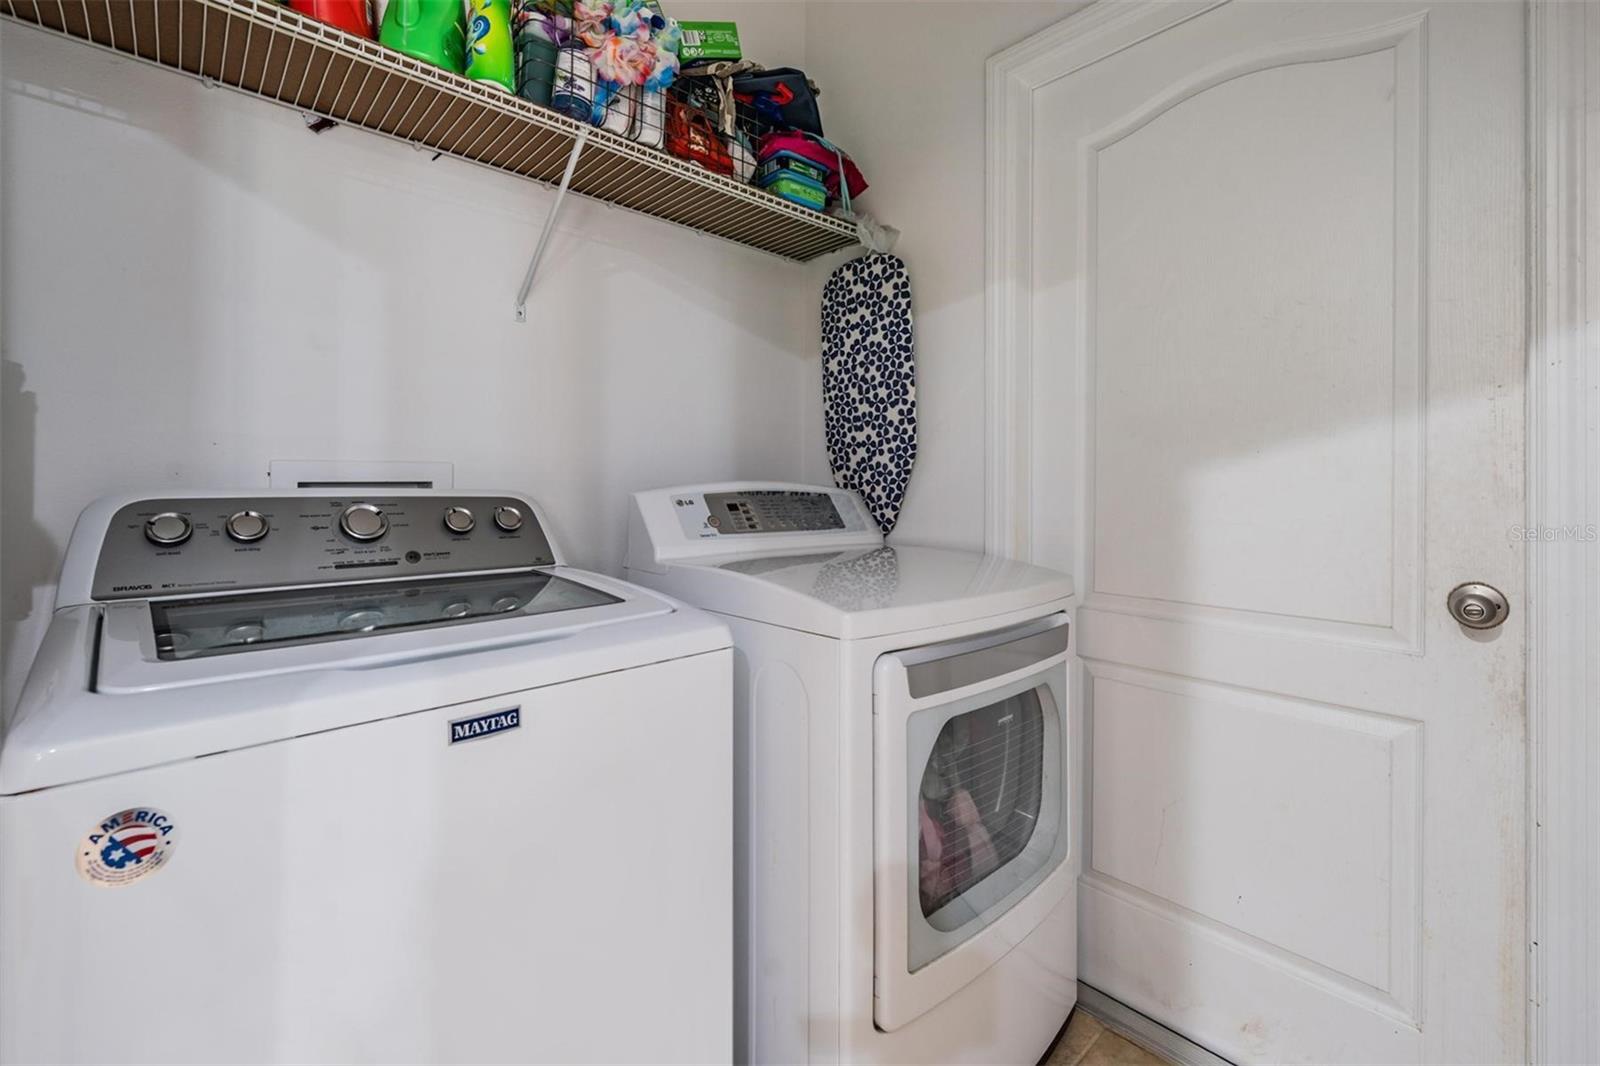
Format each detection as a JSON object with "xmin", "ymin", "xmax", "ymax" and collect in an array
[{"xmin": 1075, "ymin": 983, "xmax": 1234, "ymax": 1066}]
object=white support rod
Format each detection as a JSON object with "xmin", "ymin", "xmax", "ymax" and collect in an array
[{"xmin": 515, "ymin": 127, "xmax": 590, "ymax": 320}]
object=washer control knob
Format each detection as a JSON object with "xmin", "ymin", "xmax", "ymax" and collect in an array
[
  {"xmin": 493, "ymin": 505, "xmax": 524, "ymax": 532},
  {"xmin": 339, "ymin": 504, "xmax": 389, "ymax": 542},
  {"xmin": 443, "ymin": 506, "xmax": 476, "ymax": 534},
  {"xmin": 225, "ymin": 510, "xmax": 269, "ymax": 543},
  {"xmin": 145, "ymin": 512, "xmax": 193, "ymax": 546}
]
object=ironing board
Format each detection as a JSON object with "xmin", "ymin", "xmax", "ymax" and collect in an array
[{"xmin": 820, "ymin": 252, "xmax": 917, "ymax": 534}]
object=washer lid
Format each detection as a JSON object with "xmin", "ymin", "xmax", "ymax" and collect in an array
[
  {"xmin": 95, "ymin": 568, "xmax": 644, "ymax": 694},
  {"xmin": 2, "ymin": 567, "xmax": 731, "ymax": 795},
  {"xmin": 142, "ymin": 569, "xmax": 616, "ymax": 665},
  {"xmin": 653, "ymin": 545, "xmax": 1075, "ymax": 639}
]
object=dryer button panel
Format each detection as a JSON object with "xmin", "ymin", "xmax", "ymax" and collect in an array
[
  {"xmin": 672, "ymin": 488, "xmax": 874, "ymax": 540},
  {"xmin": 703, "ymin": 491, "xmax": 846, "ymax": 534},
  {"xmin": 92, "ymin": 495, "xmax": 556, "ymax": 600}
]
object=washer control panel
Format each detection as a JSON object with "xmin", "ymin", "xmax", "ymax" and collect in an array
[{"xmin": 93, "ymin": 494, "xmax": 555, "ymax": 600}]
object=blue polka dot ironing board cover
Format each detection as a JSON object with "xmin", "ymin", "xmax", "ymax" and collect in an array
[{"xmin": 821, "ymin": 252, "xmax": 917, "ymax": 535}]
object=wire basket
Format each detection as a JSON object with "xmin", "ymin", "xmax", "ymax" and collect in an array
[{"xmin": 517, "ymin": 46, "xmax": 794, "ymax": 172}]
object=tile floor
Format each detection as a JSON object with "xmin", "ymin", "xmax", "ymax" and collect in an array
[{"xmin": 1043, "ymin": 1009, "xmax": 1172, "ymax": 1066}]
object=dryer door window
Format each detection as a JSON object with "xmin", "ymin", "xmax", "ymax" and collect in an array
[
  {"xmin": 917, "ymin": 687, "xmax": 1047, "ymax": 925},
  {"xmin": 905, "ymin": 681, "xmax": 1067, "ymax": 971}
]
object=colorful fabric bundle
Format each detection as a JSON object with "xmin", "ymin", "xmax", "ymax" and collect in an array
[{"xmin": 573, "ymin": 0, "xmax": 680, "ymax": 126}]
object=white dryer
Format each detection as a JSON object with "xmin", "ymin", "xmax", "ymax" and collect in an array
[
  {"xmin": 626, "ymin": 483, "xmax": 1079, "ymax": 1066},
  {"xmin": 1, "ymin": 489, "xmax": 732, "ymax": 1065}
]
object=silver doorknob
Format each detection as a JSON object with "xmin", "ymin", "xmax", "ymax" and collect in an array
[{"xmin": 1448, "ymin": 582, "xmax": 1509, "ymax": 630}]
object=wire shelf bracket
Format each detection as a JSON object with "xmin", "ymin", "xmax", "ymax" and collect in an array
[{"xmin": 515, "ymin": 126, "xmax": 588, "ymax": 322}]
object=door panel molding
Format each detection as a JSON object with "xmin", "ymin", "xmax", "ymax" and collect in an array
[
  {"xmin": 1083, "ymin": 660, "xmax": 1422, "ymax": 1015},
  {"xmin": 1079, "ymin": 871, "xmax": 1421, "ymax": 1027},
  {"xmin": 1079, "ymin": 873, "xmax": 1423, "ymax": 1062},
  {"xmin": 1076, "ymin": 16, "xmax": 1427, "ymax": 651},
  {"xmin": 1083, "ymin": 12, "xmax": 1427, "ymax": 152}
]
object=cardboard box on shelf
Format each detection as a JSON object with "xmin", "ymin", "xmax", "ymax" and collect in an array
[{"xmin": 679, "ymin": 21, "xmax": 741, "ymax": 62}]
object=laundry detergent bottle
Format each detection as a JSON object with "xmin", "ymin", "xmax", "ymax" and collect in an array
[
  {"xmin": 464, "ymin": 0, "xmax": 515, "ymax": 93},
  {"xmin": 380, "ymin": 0, "xmax": 467, "ymax": 75},
  {"xmin": 289, "ymin": 0, "xmax": 373, "ymax": 38}
]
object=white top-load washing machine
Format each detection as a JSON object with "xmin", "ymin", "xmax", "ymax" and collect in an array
[
  {"xmin": 1, "ymin": 489, "xmax": 732, "ymax": 1066},
  {"xmin": 626, "ymin": 483, "xmax": 1079, "ymax": 1066}
]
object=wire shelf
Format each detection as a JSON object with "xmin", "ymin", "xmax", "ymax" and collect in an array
[{"xmin": 0, "ymin": 0, "xmax": 861, "ymax": 262}]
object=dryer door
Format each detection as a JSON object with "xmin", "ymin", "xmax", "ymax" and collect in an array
[{"xmin": 872, "ymin": 614, "xmax": 1075, "ymax": 1031}]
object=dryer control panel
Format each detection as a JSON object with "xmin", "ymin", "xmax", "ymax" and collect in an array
[
  {"xmin": 90, "ymin": 494, "xmax": 555, "ymax": 600},
  {"xmin": 627, "ymin": 483, "xmax": 882, "ymax": 572},
  {"xmin": 699, "ymin": 490, "xmax": 848, "ymax": 536}
]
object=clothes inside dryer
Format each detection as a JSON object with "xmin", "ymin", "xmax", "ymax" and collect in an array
[{"xmin": 917, "ymin": 688, "xmax": 1046, "ymax": 924}]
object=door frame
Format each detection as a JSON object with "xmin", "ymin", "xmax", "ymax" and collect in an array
[
  {"xmin": 982, "ymin": 1, "xmax": 1599, "ymax": 1061},
  {"xmin": 1525, "ymin": 3, "xmax": 1599, "ymax": 1063}
]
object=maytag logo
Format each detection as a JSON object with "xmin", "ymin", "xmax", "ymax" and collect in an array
[{"xmin": 449, "ymin": 707, "xmax": 521, "ymax": 745}]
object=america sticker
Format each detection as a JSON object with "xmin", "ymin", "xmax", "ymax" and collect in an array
[{"xmin": 75, "ymin": 807, "xmax": 179, "ymax": 888}]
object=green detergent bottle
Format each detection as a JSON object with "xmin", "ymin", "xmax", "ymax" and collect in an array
[
  {"xmin": 464, "ymin": 0, "xmax": 515, "ymax": 93},
  {"xmin": 380, "ymin": 0, "xmax": 466, "ymax": 75}
]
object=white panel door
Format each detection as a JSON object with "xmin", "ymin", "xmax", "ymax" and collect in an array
[{"xmin": 1015, "ymin": 2, "xmax": 1526, "ymax": 1062}]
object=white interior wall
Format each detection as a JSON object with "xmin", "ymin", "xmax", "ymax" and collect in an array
[
  {"xmin": 0, "ymin": 1, "xmax": 1100, "ymax": 712},
  {"xmin": 0, "ymin": 3, "xmax": 810, "ymax": 712},
  {"xmin": 799, "ymin": 1, "xmax": 1089, "ymax": 550}
]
